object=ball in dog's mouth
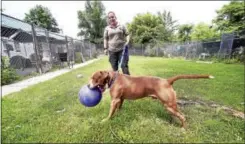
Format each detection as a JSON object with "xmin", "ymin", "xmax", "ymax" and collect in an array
[{"xmin": 98, "ymin": 85, "xmax": 106, "ymax": 92}]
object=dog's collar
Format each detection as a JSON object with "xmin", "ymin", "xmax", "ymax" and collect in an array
[{"xmin": 108, "ymin": 71, "xmax": 119, "ymax": 88}]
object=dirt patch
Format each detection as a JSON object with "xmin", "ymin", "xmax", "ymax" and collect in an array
[{"xmin": 177, "ymin": 98, "xmax": 244, "ymax": 120}]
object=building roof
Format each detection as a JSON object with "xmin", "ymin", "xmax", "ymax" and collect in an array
[{"xmin": 1, "ymin": 13, "xmax": 67, "ymax": 44}]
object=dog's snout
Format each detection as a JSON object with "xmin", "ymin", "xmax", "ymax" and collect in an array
[
  {"xmin": 88, "ymin": 80, "xmax": 95, "ymax": 88},
  {"xmin": 88, "ymin": 84, "xmax": 95, "ymax": 89},
  {"xmin": 88, "ymin": 84, "xmax": 91, "ymax": 88}
]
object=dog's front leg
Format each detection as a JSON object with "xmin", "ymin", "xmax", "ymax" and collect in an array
[
  {"xmin": 118, "ymin": 98, "xmax": 124, "ymax": 110},
  {"xmin": 101, "ymin": 99, "xmax": 121, "ymax": 123}
]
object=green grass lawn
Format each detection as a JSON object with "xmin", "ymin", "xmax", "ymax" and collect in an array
[{"xmin": 2, "ymin": 56, "xmax": 244, "ymax": 143}]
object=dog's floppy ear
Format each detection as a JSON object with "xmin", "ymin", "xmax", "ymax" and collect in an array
[
  {"xmin": 104, "ymin": 71, "xmax": 109, "ymax": 77},
  {"xmin": 102, "ymin": 71, "xmax": 110, "ymax": 80}
]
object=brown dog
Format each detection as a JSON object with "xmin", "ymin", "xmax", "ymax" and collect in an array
[{"xmin": 88, "ymin": 70, "xmax": 214, "ymax": 128}]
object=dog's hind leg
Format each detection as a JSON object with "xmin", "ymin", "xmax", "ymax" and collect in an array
[
  {"xmin": 157, "ymin": 89, "xmax": 186, "ymax": 129},
  {"xmin": 165, "ymin": 104, "xmax": 186, "ymax": 129}
]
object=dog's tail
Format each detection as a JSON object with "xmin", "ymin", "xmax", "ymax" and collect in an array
[{"xmin": 167, "ymin": 75, "xmax": 214, "ymax": 85}]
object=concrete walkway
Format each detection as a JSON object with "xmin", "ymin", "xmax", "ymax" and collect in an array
[{"xmin": 1, "ymin": 58, "xmax": 100, "ymax": 97}]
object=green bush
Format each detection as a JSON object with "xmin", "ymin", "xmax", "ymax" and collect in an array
[
  {"xmin": 231, "ymin": 46, "xmax": 245, "ymax": 63},
  {"xmin": 1, "ymin": 56, "xmax": 20, "ymax": 85},
  {"xmin": 209, "ymin": 55, "xmax": 242, "ymax": 64},
  {"xmin": 75, "ymin": 52, "xmax": 82, "ymax": 63},
  {"xmin": 144, "ymin": 43, "xmax": 165, "ymax": 57},
  {"xmin": 144, "ymin": 44, "xmax": 156, "ymax": 57},
  {"xmin": 144, "ymin": 48, "xmax": 156, "ymax": 57},
  {"xmin": 223, "ymin": 58, "xmax": 241, "ymax": 64},
  {"xmin": 1, "ymin": 68, "xmax": 20, "ymax": 85},
  {"xmin": 92, "ymin": 51, "xmax": 98, "ymax": 58}
]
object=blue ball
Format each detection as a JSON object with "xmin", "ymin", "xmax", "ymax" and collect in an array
[{"xmin": 78, "ymin": 85, "xmax": 102, "ymax": 107}]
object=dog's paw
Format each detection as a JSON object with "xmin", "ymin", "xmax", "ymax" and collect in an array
[
  {"xmin": 180, "ymin": 127, "xmax": 187, "ymax": 133},
  {"xmin": 100, "ymin": 118, "xmax": 109, "ymax": 123}
]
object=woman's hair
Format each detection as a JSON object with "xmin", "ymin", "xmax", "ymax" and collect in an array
[
  {"xmin": 107, "ymin": 11, "xmax": 116, "ymax": 17},
  {"xmin": 107, "ymin": 11, "xmax": 117, "ymax": 25}
]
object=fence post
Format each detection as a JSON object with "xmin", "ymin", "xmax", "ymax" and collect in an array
[
  {"xmin": 134, "ymin": 46, "xmax": 136, "ymax": 55},
  {"xmin": 31, "ymin": 24, "xmax": 43, "ymax": 74},
  {"xmin": 72, "ymin": 39, "xmax": 75, "ymax": 63},
  {"xmin": 157, "ymin": 43, "xmax": 159, "ymax": 57},
  {"xmin": 70, "ymin": 38, "xmax": 75, "ymax": 63},
  {"xmin": 45, "ymin": 30, "xmax": 53, "ymax": 65},
  {"xmin": 65, "ymin": 36, "xmax": 69, "ymax": 62},
  {"xmin": 185, "ymin": 41, "xmax": 188, "ymax": 59},
  {"xmin": 89, "ymin": 43, "xmax": 92, "ymax": 59},
  {"xmin": 65, "ymin": 36, "xmax": 73, "ymax": 68},
  {"xmin": 141, "ymin": 44, "xmax": 143, "ymax": 56},
  {"xmin": 80, "ymin": 41, "xmax": 86, "ymax": 62},
  {"xmin": 23, "ymin": 44, "xmax": 28, "ymax": 57}
]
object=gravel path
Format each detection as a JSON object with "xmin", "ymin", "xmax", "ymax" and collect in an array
[{"xmin": 1, "ymin": 58, "xmax": 100, "ymax": 97}]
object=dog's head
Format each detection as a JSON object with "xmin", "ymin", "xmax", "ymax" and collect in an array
[{"xmin": 88, "ymin": 70, "xmax": 110, "ymax": 92}]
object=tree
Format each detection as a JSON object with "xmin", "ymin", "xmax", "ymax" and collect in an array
[
  {"xmin": 24, "ymin": 5, "xmax": 60, "ymax": 32},
  {"xmin": 191, "ymin": 22, "xmax": 220, "ymax": 41},
  {"xmin": 77, "ymin": 0, "xmax": 107, "ymax": 44},
  {"xmin": 157, "ymin": 10, "xmax": 178, "ymax": 42},
  {"xmin": 212, "ymin": 1, "xmax": 245, "ymax": 33},
  {"xmin": 177, "ymin": 24, "xmax": 193, "ymax": 42},
  {"xmin": 127, "ymin": 12, "xmax": 164, "ymax": 44},
  {"xmin": 127, "ymin": 11, "xmax": 178, "ymax": 44}
]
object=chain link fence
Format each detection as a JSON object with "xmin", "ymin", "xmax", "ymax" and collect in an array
[
  {"xmin": 129, "ymin": 32, "xmax": 245, "ymax": 60},
  {"xmin": 1, "ymin": 13, "xmax": 101, "ymax": 76}
]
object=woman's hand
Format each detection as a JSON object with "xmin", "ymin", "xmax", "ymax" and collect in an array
[
  {"xmin": 124, "ymin": 35, "xmax": 130, "ymax": 47},
  {"xmin": 104, "ymin": 49, "xmax": 108, "ymax": 55}
]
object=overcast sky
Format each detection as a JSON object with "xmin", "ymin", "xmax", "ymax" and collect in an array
[{"xmin": 2, "ymin": 1, "xmax": 230, "ymax": 39}]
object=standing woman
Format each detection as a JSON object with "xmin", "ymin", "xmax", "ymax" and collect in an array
[{"xmin": 103, "ymin": 11, "xmax": 130, "ymax": 75}]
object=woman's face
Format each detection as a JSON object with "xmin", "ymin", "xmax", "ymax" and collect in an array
[{"xmin": 108, "ymin": 12, "xmax": 116, "ymax": 24}]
